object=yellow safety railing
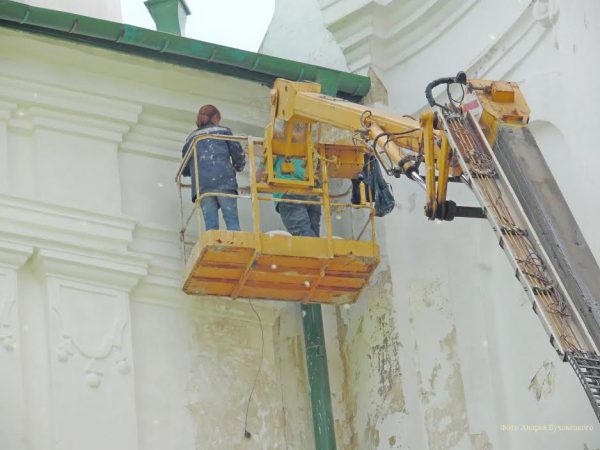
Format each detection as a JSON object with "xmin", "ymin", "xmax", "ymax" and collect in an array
[{"xmin": 175, "ymin": 133, "xmax": 377, "ymax": 262}]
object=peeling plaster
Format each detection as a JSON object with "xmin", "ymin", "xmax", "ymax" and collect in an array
[
  {"xmin": 334, "ymin": 307, "xmax": 357, "ymax": 448},
  {"xmin": 364, "ymin": 417, "xmax": 381, "ymax": 448},
  {"xmin": 421, "ymin": 363, "xmax": 442, "ymax": 403},
  {"xmin": 407, "ymin": 193, "xmax": 416, "ymax": 213},
  {"xmin": 335, "ymin": 267, "xmax": 406, "ymax": 449},
  {"xmin": 471, "ymin": 431, "xmax": 494, "ymax": 450},
  {"xmin": 186, "ymin": 314, "xmax": 285, "ymax": 449},
  {"xmin": 528, "ymin": 360, "xmax": 555, "ymax": 401},
  {"xmin": 286, "ymin": 335, "xmax": 305, "ymax": 381},
  {"xmin": 362, "ymin": 67, "xmax": 389, "ymax": 106},
  {"xmin": 423, "ymin": 328, "xmax": 469, "ymax": 450},
  {"xmin": 273, "ymin": 306, "xmax": 312, "ymax": 449},
  {"xmin": 409, "ymin": 279, "xmax": 471, "ymax": 450}
]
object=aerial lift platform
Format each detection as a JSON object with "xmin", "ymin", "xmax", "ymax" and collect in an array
[
  {"xmin": 177, "ymin": 74, "xmax": 600, "ymax": 420},
  {"xmin": 177, "ymin": 134, "xmax": 380, "ymax": 305}
]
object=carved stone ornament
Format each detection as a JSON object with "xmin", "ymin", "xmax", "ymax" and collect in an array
[{"xmin": 52, "ymin": 282, "xmax": 131, "ymax": 388}]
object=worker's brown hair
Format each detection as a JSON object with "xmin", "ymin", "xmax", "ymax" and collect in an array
[{"xmin": 196, "ymin": 104, "xmax": 221, "ymax": 127}]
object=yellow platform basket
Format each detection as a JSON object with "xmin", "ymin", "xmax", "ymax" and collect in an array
[
  {"xmin": 177, "ymin": 135, "xmax": 380, "ymax": 304},
  {"xmin": 183, "ymin": 230, "xmax": 379, "ymax": 304}
]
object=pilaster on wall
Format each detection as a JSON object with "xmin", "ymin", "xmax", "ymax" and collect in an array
[
  {"xmin": 29, "ymin": 248, "xmax": 147, "ymax": 450},
  {"xmin": 0, "ymin": 241, "xmax": 34, "ymax": 450},
  {"xmin": 0, "ymin": 188, "xmax": 150, "ymax": 449}
]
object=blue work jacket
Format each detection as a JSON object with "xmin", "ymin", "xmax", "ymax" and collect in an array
[{"xmin": 181, "ymin": 125, "xmax": 245, "ymax": 201}]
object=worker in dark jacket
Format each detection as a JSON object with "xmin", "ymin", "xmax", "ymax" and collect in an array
[
  {"xmin": 182, "ymin": 105, "xmax": 245, "ymax": 231},
  {"xmin": 273, "ymin": 156, "xmax": 321, "ymax": 237}
]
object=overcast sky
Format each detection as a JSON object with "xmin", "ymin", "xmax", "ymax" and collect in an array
[{"xmin": 121, "ymin": 0, "xmax": 275, "ymax": 52}]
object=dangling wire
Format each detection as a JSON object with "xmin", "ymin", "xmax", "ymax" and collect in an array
[
  {"xmin": 360, "ymin": 110, "xmax": 372, "ymax": 128},
  {"xmin": 243, "ymin": 299, "xmax": 265, "ymax": 439},
  {"xmin": 447, "ymin": 82, "xmax": 465, "ymax": 108}
]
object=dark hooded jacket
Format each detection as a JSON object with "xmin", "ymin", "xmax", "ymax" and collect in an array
[
  {"xmin": 351, "ymin": 155, "xmax": 395, "ymax": 217},
  {"xmin": 181, "ymin": 124, "xmax": 245, "ymax": 201}
]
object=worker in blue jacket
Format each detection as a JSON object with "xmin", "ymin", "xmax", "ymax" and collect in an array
[
  {"xmin": 182, "ymin": 105, "xmax": 245, "ymax": 231},
  {"xmin": 273, "ymin": 157, "xmax": 321, "ymax": 237}
]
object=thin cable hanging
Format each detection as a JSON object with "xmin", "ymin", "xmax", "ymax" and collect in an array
[{"xmin": 243, "ymin": 299, "xmax": 265, "ymax": 439}]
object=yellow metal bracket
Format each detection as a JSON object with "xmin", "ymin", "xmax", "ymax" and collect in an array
[
  {"xmin": 420, "ymin": 111, "xmax": 437, "ymax": 218},
  {"xmin": 469, "ymin": 79, "xmax": 530, "ymax": 145},
  {"xmin": 436, "ymin": 134, "xmax": 451, "ymax": 207}
]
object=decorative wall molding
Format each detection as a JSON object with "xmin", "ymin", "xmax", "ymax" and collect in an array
[
  {"xmin": 0, "ymin": 241, "xmax": 31, "ymax": 450},
  {"xmin": 320, "ymin": 0, "xmax": 478, "ymax": 73},
  {"xmin": 0, "ymin": 100, "xmax": 17, "ymax": 122},
  {"xmin": 0, "ymin": 73, "xmax": 142, "ymax": 125},
  {"xmin": 0, "ymin": 194, "xmax": 283, "ymax": 324},
  {"xmin": 0, "ymin": 193, "xmax": 137, "ymax": 254},
  {"xmin": 466, "ymin": 2, "xmax": 550, "ymax": 80},
  {"xmin": 0, "ymin": 102, "xmax": 11, "ymax": 193},
  {"xmin": 0, "ymin": 272, "xmax": 17, "ymax": 352},
  {"xmin": 532, "ymin": 0, "xmax": 559, "ymax": 29},
  {"xmin": 32, "ymin": 248, "xmax": 148, "ymax": 292},
  {"xmin": 319, "ymin": 0, "xmax": 551, "ymax": 82},
  {"xmin": 0, "ymin": 239, "xmax": 34, "ymax": 269},
  {"xmin": 128, "ymin": 224, "xmax": 186, "ymax": 300},
  {"xmin": 120, "ymin": 123, "xmax": 185, "ymax": 161},
  {"xmin": 120, "ymin": 109, "xmax": 265, "ymax": 162},
  {"xmin": 26, "ymin": 107, "xmax": 131, "ymax": 143},
  {"xmin": 49, "ymin": 278, "xmax": 131, "ymax": 388},
  {"xmin": 0, "ymin": 242, "xmax": 33, "ymax": 353},
  {"xmin": 0, "ymin": 27, "xmax": 270, "ymax": 131},
  {"xmin": 0, "ymin": 59, "xmax": 140, "ymax": 143}
]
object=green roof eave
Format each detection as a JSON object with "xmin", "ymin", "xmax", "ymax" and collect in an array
[{"xmin": 0, "ymin": 0, "xmax": 370, "ymax": 101}]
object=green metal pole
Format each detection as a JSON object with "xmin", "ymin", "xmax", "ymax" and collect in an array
[
  {"xmin": 302, "ymin": 72, "xmax": 339, "ymax": 450},
  {"xmin": 302, "ymin": 304, "xmax": 337, "ymax": 450}
]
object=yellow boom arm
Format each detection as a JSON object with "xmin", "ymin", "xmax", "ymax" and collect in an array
[{"xmin": 265, "ymin": 78, "xmax": 449, "ymax": 218}]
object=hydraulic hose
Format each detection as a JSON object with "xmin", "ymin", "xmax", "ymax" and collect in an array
[{"xmin": 425, "ymin": 71, "xmax": 467, "ymax": 109}]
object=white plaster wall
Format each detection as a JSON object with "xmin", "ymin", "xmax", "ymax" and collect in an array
[
  {"xmin": 3, "ymin": 1, "xmax": 599, "ymax": 449},
  {"xmin": 260, "ymin": 0, "xmax": 349, "ymax": 71},
  {"xmin": 0, "ymin": 27, "xmax": 314, "ymax": 450},
  {"xmin": 364, "ymin": 2, "xmax": 600, "ymax": 449},
  {"xmin": 264, "ymin": 0, "xmax": 600, "ymax": 448}
]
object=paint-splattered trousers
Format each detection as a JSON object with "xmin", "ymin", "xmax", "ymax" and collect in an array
[
  {"xmin": 276, "ymin": 195, "xmax": 321, "ymax": 237},
  {"xmin": 199, "ymin": 191, "xmax": 241, "ymax": 231}
]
